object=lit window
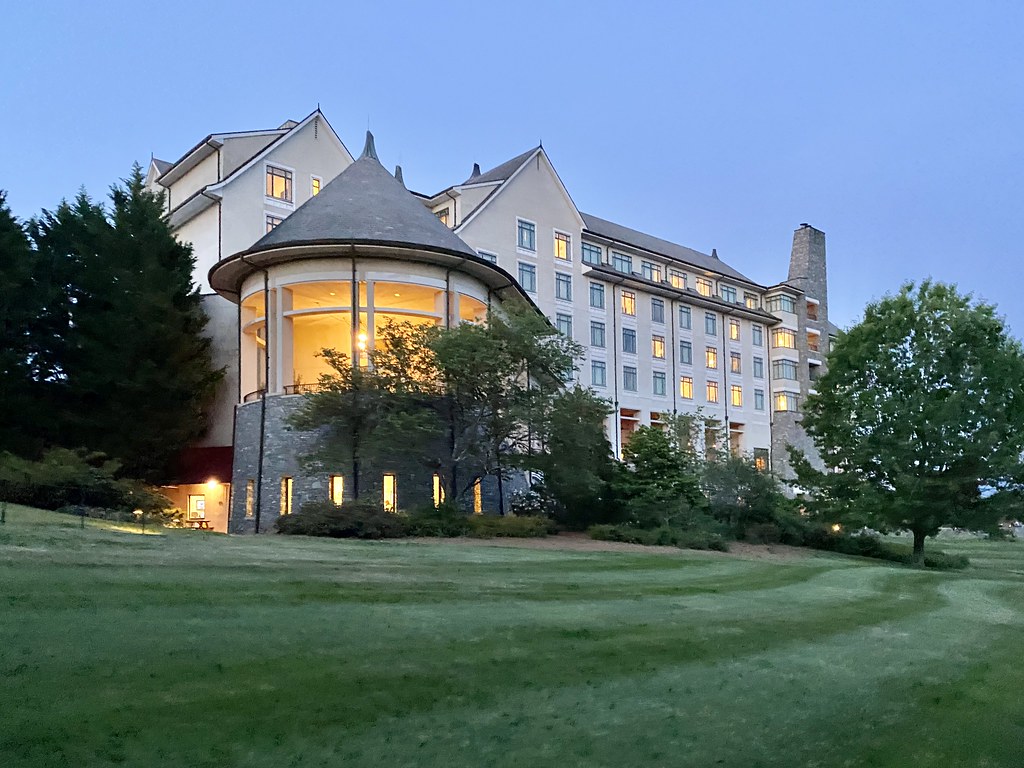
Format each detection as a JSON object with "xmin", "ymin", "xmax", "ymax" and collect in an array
[
  {"xmin": 641, "ymin": 261, "xmax": 662, "ymax": 282},
  {"xmin": 705, "ymin": 313, "xmax": 717, "ymax": 336},
  {"xmin": 311, "ymin": 176, "xmax": 322, "ymax": 196},
  {"xmin": 555, "ymin": 272, "xmax": 573, "ymax": 301},
  {"xmin": 280, "ymin": 477, "xmax": 293, "ymax": 515},
  {"xmin": 730, "ymin": 352, "xmax": 741, "ymax": 373},
  {"xmin": 772, "ymin": 328, "xmax": 797, "ymax": 349},
  {"xmin": 679, "ymin": 306, "xmax": 692, "ymax": 329},
  {"xmin": 754, "ymin": 448, "xmax": 769, "ymax": 472},
  {"xmin": 753, "ymin": 356, "xmax": 764, "ymax": 379},
  {"xmin": 679, "ymin": 340, "xmax": 692, "ymax": 365},
  {"xmin": 730, "ymin": 385, "xmax": 743, "ymax": 407},
  {"xmin": 517, "ymin": 219, "xmax": 536, "ymax": 252},
  {"xmin": 651, "ymin": 298, "xmax": 665, "ymax": 323},
  {"xmin": 433, "ymin": 475, "xmax": 446, "ymax": 506},
  {"xmin": 706, "ymin": 347, "xmax": 718, "ymax": 369},
  {"xmin": 590, "ymin": 321, "xmax": 606, "ymax": 348},
  {"xmin": 556, "ymin": 313, "xmax": 573, "ymax": 337},
  {"xmin": 330, "ymin": 475, "xmax": 344, "ymax": 505},
  {"xmin": 696, "ymin": 277, "xmax": 713, "ymax": 297},
  {"xmin": 612, "ymin": 252, "xmax": 632, "ymax": 273},
  {"xmin": 807, "ymin": 300, "xmax": 819, "ymax": 321},
  {"xmin": 518, "ymin": 262, "xmax": 537, "ymax": 293},
  {"xmin": 745, "ymin": 293, "xmax": 760, "ymax": 310},
  {"xmin": 669, "ymin": 270, "xmax": 686, "ymax": 289},
  {"xmin": 766, "ymin": 294, "xmax": 797, "ymax": 314},
  {"xmin": 623, "ymin": 328, "xmax": 637, "ymax": 354},
  {"xmin": 266, "ymin": 165, "xmax": 293, "ymax": 202},
  {"xmin": 478, "ymin": 250, "xmax": 498, "ymax": 264},
  {"xmin": 436, "ymin": 207, "xmax": 451, "ymax": 226},
  {"xmin": 752, "ymin": 325, "xmax": 764, "ymax": 347},
  {"xmin": 773, "ymin": 359, "xmax": 799, "ymax": 380},
  {"xmin": 623, "ymin": 366, "xmax": 638, "ymax": 391},
  {"xmin": 245, "ymin": 479, "xmax": 254, "ymax": 518},
  {"xmin": 591, "ymin": 360, "xmax": 607, "ymax": 387},
  {"xmin": 266, "ymin": 214, "xmax": 284, "ymax": 233},
  {"xmin": 590, "ymin": 282, "xmax": 605, "ymax": 309},
  {"xmin": 774, "ymin": 391, "xmax": 799, "ymax": 412},
  {"xmin": 473, "ymin": 479, "xmax": 483, "ymax": 515},
  {"xmin": 652, "ymin": 335, "xmax": 665, "ymax": 359},
  {"xmin": 706, "ymin": 381, "xmax": 719, "ymax": 403},
  {"xmin": 621, "ymin": 290, "xmax": 636, "ymax": 316},
  {"xmin": 555, "ymin": 231, "xmax": 571, "ymax": 260},
  {"xmin": 680, "ymin": 376, "xmax": 694, "ymax": 399},
  {"xmin": 383, "ymin": 473, "xmax": 397, "ymax": 512},
  {"xmin": 754, "ymin": 388, "xmax": 765, "ymax": 411},
  {"xmin": 721, "ymin": 285, "xmax": 737, "ymax": 304},
  {"xmin": 653, "ymin": 371, "xmax": 667, "ymax": 396},
  {"xmin": 729, "ymin": 319, "xmax": 740, "ymax": 341},
  {"xmin": 582, "ymin": 242, "xmax": 602, "ymax": 265}
]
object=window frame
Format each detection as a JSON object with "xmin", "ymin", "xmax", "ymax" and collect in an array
[
  {"xmin": 612, "ymin": 251, "xmax": 633, "ymax": 274},
  {"xmin": 622, "ymin": 327, "xmax": 638, "ymax": 354},
  {"xmin": 517, "ymin": 261, "xmax": 537, "ymax": 293},
  {"xmin": 554, "ymin": 272, "xmax": 573, "ymax": 302},
  {"xmin": 554, "ymin": 230, "xmax": 572, "ymax": 261},
  {"xmin": 581, "ymin": 241, "xmax": 602, "ymax": 266},
  {"xmin": 620, "ymin": 290, "xmax": 637, "ymax": 316},
  {"xmin": 652, "ymin": 370, "xmax": 667, "ymax": 397},
  {"xmin": 651, "ymin": 298, "xmax": 665, "ymax": 324},
  {"xmin": 265, "ymin": 163, "xmax": 295, "ymax": 207},
  {"xmin": 623, "ymin": 365, "xmax": 638, "ymax": 392},
  {"xmin": 591, "ymin": 360, "xmax": 607, "ymax": 387},
  {"xmin": 652, "ymin": 334, "xmax": 666, "ymax": 359},
  {"xmin": 589, "ymin": 282, "xmax": 606, "ymax": 309},
  {"xmin": 555, "ymin": 312, "xmax": 573, "ymax": 338},
  {"xmin": 516, "ymin": 218, "xmax": 537, "ymax": 254},
  {"xmin": 590, "ymin": 320, "xmax": 606, "ymax": 348}
]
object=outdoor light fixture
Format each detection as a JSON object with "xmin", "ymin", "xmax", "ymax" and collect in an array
[
  {"xmin": 831, "ymin": 523, "xmax": 842, "ymax": 533},
  {"xmin": 206, "ymin": 479, "xmax": 219, "ymax": 491}
]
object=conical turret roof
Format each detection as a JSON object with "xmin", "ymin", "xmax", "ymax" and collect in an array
[{"xmin": 250, "ymin": 131, "xmax": 477, "ymax": 259}]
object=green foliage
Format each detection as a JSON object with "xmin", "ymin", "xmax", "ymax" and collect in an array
[
  {"xmin": 588, "ymin": 523, "xmax": 729, "ymax": 551},
  {"xmin": 0, "ymin": 448, "xmax": 170, "ymax": 513},
  {"xmin": 405, "ymin": 502, "xmax": 471, "ymax": 537},
  {"xmin": 275, "ymin": 499, "xmax": 409, "ymax": 538},
  {"xmin": 54, "ymin": 504, "xmax": 185, "ymax": 527},
  {"xmin": 8, "ymin": 168, "xmax": 221, "ymax": 480},
  {"xmin": 703, "ymin": 455, "xmax": 789, "ymax": 538},
  {"xmin": 798, "ymin": 281, "xmax": 1024, "ymax": 561},
  {"xmin": 521, "ymin": 386, "xmax": 619, "ymax": 529},
  {"xmin": 466, "ymin": 515, "xmax": 550, "ymax": 538}
]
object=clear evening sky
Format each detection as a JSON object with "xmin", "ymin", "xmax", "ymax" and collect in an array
[{"xmin": 3, "ymin": 1, "xmax": 1021, "ymax": 334}]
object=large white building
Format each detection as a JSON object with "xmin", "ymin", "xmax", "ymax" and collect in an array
[{"xmin": 146, "ymin": 109, "xmax": 832, "ymax": 532}]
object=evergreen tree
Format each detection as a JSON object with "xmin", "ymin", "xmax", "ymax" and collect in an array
[
  {"xmin": 29, "ymin": 167, "xmax": 221, "ymax": 481},
  {"xmin": 0, "ymin": 192, "xmax": 41, "ymax": 455}
]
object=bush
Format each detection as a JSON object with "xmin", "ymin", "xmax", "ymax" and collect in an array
[
  {"xmin": 467, "ymin": 515, "xmax": 550, "ymax": 538},
  {"xmin": 789, "ymin": 526, "xmax": 970, "ymax": 570},
  {"xmin": 276, "ymin": 499, "xmax": 408, "ymax": 539},
  {"xmin": 588, "ymin": 524, "xmax": 729, "ymax": 552},
  {"xmin": 0, "ymin": 449, "xmax": 170, "ymax": 515},
  {"xmin": 745, "ymin": 523, "xmax": 782, "ymax": 544},
  {"xmin": 405, "ymin": 502, "xmax": 470, "ymax": 537},
  {"xmin": 55, "ymin": 504, "xmax": 184, "ymax": 527}
]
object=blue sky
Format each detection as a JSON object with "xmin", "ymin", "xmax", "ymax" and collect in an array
[{"xmin": 3, "ymin": 1, "xmax": 1022, "ymax": 333}]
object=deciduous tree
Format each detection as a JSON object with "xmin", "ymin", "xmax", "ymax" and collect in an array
[{"xmin": 796, "ymin": 281, "xmax": 1024, "ymax": 561}]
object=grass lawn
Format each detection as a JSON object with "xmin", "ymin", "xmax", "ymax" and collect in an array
[{"xmin": 1, "ymin": 505, "xmax": 1023, "ymax": 767}]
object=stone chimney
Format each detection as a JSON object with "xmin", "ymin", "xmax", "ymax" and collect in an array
[{"xmin": 787, "ymin": 224, "xmax": 828, "ymax": 322}]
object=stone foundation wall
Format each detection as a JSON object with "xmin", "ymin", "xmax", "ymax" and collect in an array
[{"xmin": 229, "ymin": 395, "xmax": 524, "ymax": 533}]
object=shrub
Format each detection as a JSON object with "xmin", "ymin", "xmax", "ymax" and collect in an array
[
  {"xmin": 276, "ymin": 499, "xmax": 408, "ymax": 539},
  {"xmin": 588, "ymin": 524, "xmax": 728, "ymax": 552},
  {"xmin": 405, "ymin": 502, "xmax": 470, "ymax": 537},
  {"xmin": 0, "ymin": 449, "xmax": 171, "ymax": 515},
  {"xmin": 791, "ymin": 527, "xmax": 970, "ymax": 570},
  {"xmin": 467, "ymin": 515, "xmax": 549, "ymax": 538},
  {"xmin": 745, "ymin": 523, "xmax": 782, "ymax": 544},
  {"xmin": 55, "ymin": 504, "xmax": 184, "ymax": 527}
]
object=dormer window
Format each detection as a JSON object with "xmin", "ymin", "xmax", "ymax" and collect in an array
[
  {"xmin": 311, "ymin": 176, "xmax": 322, "ymax": 196},
  {"xmin": 436, "ymin": 207, "xmax": 451, "ymax": 227},
  {"xmin": 696, "ymin": 277, "xmax": 713, "ymax": 297},
  {"xmin": 612, "ymin": 252, "xmax": 632, "ymax": 274},
  {"xmin": 266, "ymin": 165, "xmax": 293, "ymax": 203},
  {"xmin": 641, "ymin": 261, "xmax": 662, "ymax": 282},
  {"xmin": 720, "ymin": 285, "xmax": 737, "ymax": 304}
]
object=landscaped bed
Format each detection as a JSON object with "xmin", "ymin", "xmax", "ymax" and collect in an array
[{"xmin": 1, "ymin": 505, "xmax": 1022, "ymax": 767}]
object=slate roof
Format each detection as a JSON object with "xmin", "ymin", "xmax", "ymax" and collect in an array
[
  {"xmin": 580, "ymin": 212, "xmax": 756, "ymax": 285},
  {"xmin": 462, "ymin": 147, "xmax": 538, "ymax": 185},
  {"xmin": 152, "ymin": 158, "xmax": 173, "ymax": 175},
  {"xmin": 250, "ymin": 132, "xmax": 479, "ymax": 259}
]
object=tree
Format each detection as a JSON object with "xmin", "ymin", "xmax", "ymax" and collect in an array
[
  {"xmin": 28, "ymin": 167, "xmax": 221, "ymax": 480},
  {"xmin": 616, "ymin": 425, "xmax": 707, "ymax": 528},
  {"xmin": 523, "ymin": 385, "xmax": 618, "ymax": 529},
  {"xmin": 797, "ymin": 281, "xmax": 1024, "ymax": 561},
  {"xmin": 703, "ymin": 455, "xmax": 786, "ymax": 539},
  {"xmin": 0, "ymin": 192, "xmax": 42, "ymax": 455}
]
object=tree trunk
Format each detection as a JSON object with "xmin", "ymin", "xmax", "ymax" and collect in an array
[
  {"xmin": 912, "ymin": 528, "xmax": 926, "ymax": 565},
  {"xmin": 352, "ymin": 457, "xmax": 360, "ymax": 500}
]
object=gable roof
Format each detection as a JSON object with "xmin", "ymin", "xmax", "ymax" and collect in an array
[
  {"xmin": 152, "ymin": 158, "xmax": 173, "ymax": 175},
  {"xmin": 249, "ymin": 132, "xmax": 478, "ymax": 259},
  {"xmin": 462, "ymin": 147, "xmax": 539, "ymax": 185},
  {"xmin": 581, "ymin": 212, "xmax": 756, "ymax": 285}
]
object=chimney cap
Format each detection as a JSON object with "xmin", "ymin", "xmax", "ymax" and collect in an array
[{"xmin": 470, "ymin": 162, "xmax": 481, "ymax": 178}]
